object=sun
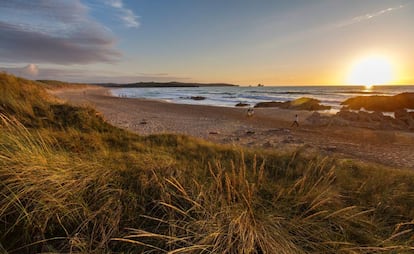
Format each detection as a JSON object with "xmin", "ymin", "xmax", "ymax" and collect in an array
[{"xmin": 347, "ymin": 55, "xmax": 395, "ymax": 89}]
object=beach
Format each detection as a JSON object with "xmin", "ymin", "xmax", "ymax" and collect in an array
[{"xmin": 52, "ymin": 86, "xmax": 414, "ymax": 170}]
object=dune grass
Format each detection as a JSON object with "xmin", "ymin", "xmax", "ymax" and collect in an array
[{"xmin": 0, "ymin": 72, "xmax": 413, "ymax": 253}]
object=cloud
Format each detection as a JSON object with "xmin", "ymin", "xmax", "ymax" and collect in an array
[
  {"xmin": 335, "ymin": 5, "xmax": 404, "ymax": 28},
  {"xmin": 1, "ymin": 64, "xmax": 39, "ymax": 79},
  {"xmin": 21, "ymin": 64, "xmax": 39, "ymax": 77},
  {"xmin": 106, "ymin": 0, "xmax": 140, "ymax": 28},
  {"xmin": 265, "ymin": 4, "xmax": 405, "ymax": 48},
  {"xmin": 1, "ymin": 65, "xmax": 190, "ymax": 83},
  {"xmin": 0, "ymin": 0, "xmax": 121, "ymax": 64}
]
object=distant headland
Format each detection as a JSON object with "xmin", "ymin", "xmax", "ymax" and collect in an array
[{"xmin": 95, "ymin": 81, "xmax": 238, "ymax": 88}]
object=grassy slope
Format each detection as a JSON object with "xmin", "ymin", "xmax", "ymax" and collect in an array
[{"xmin": 0, "ymin": 72, "xmax": 413, "ymax": 253}]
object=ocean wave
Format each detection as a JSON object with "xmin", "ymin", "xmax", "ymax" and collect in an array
[
  {"xmin": 110, "ymin": 86, "xmax": 414, "ymax": 108},
  {"xmin": 338, "ymin": 90, "xmax": 391, "ymax": 95},
  {"xmin": 246, "ymin": 90, "xmax": 315, "ymax": 95}
]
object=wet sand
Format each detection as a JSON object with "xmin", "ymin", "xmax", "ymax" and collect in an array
[{"xmin": 51, "ymin": 86, "xmax": 414, "ymax": 170}]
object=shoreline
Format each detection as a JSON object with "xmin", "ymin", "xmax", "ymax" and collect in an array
[
  {"xmin": 108, "ymin": 85, "xmax": 414, "ymax": 113},
  {"xmin": 52, "ymin": 86, "xmax": 414, "ymax": 170}
]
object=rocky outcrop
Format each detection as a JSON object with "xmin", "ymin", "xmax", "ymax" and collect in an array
[
  {"xmin": 306, "ymin": 112, "xmax": 330, "ymax": 126},
  {"xmin": 331, "ymin": 108, "xmax": 414, "ymax": 131},
  {"xmin": 394, "ymin": 109, "xmax": 414, "ymax": 129},
  {"xmin": 255, "ymin": 97, "xmax": 331, "ymax": 111},
  {"xmin": 341, "ymin": 92, "xmax": 414, "ymax": 111},
  {"xmin": 306, "ymin": 112, "xmax": 349, "ymax": 127},
  {"xmin": 285, "ymin": 97, "xmax": 331, "ymax": 111}
]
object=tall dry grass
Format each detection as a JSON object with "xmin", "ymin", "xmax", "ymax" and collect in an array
[
  {"xmin": 0, "ymin": 114, "xmax": 122, "ymax": 252},
  {"xmin": 1, "ymin": 73, "xmax": 413, "ymax": 253},
  {"xmin": 118, "ymin": 154, "xmax": 414, "ymax": 253}
]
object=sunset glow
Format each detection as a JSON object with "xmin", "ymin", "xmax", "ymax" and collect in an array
[
  {"xmin": 0, "ymin": 1, "xmax": 413, "ymax": 85},
  {"xmin": 347, "ymin": 55, "xmax": 395, "ymax": 88}
]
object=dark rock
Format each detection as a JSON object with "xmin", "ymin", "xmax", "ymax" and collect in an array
[
  {"xmin": 341, "ymin": 92, "xmax": 414, "ymax": 111},
  {"xmin": 306, "ymin": 112, "xmax": 331, "ymax": 126},
  {"xmin": 357, "ymin": 111, "xmax": 372, "ymax": 122},
  {"xmin": 370, "ymin": 111, "xmax": 384, "ymax": 122},
  {"xmin": 394, "ymin": 109, "xmax": 414, "ymax": 129},
  {"xmin": 235, "ymin": 102, "xmax": 250, "ymax": 107},
  {"xmin": 394, "ymin": 109, "xmax": 411, "ymax": 120},
  {"xmin": 254, "ymin": 101, "xmax": 283, "ymax": 108},
  {"xmin": 209, "ymin": 131, "xmax": 219, "ymax": 135},
  {"xmin": 190, "ymin": 96, "xmax": 206, "ymax": 100},
  {"xmin": 306, "ymin": 112, "xmax": 321, "ymax": 124},
  {"xmin": 337, "ymin": 109, "xmax": 359, "ymax": 121}
]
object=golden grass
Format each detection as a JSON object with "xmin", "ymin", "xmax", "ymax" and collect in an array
[
  {"xmin": 0, "ymin": 73, "xmax": 413, "ymax": 253},
  {"xmin": 0, "ymin": 114, "xmax": 123, "ymax": 252}
]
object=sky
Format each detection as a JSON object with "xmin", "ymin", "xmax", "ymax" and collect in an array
[{"xmin": 0, "ymin": 0, "xmax": 413, "ymax": 85}]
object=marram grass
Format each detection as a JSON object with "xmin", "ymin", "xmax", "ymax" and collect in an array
[{"xmin": 0, "ymin": 73, "xmax": 414, "ymax": 253}]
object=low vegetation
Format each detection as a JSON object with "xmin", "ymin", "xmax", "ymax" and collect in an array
[{"xmin": 0, "ymin": 72, "xmax": 413, "ymax": 253}]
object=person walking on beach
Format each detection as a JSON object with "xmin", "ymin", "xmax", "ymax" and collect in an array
[
  {"xmin": 291, "ymin": 114, "xmax": 299, "ymax": 127},
  {"xmin": 247, "ymin": 107, "xmax": 254, "ymax": 117}
]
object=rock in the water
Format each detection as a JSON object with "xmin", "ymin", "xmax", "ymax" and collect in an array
[
  {"xmin": 254, "ymin": 101, "xmax": 283, "ymax": 108},
  {"xmin": 190, "ymin": 96, "xmax": 206, "ymax": 100},
  {"xmin": 283, "ymin": 97, "xmax": 331, "ymax": 111},
  {"xmin": 255, "ymin": 97, "xmax": 331, "ymax": 110},
  {"xmin": 235, "ymin": 102, "xmax": 250, "ymax": 107}
]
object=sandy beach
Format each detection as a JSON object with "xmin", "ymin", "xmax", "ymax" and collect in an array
[{"xmin": 52, "ymin": 86, "xmax": 414, "ymax": 170}]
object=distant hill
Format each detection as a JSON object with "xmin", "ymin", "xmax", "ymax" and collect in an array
[{"xmin": 96, "ymin": 81, "xmax": 238, "ymax": 88}]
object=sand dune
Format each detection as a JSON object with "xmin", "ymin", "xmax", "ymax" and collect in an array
[{"xmin": 52, "ymin": 86, "xmax": 414, "ymax": 170}]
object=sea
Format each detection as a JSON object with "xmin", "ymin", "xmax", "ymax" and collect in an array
[{"xmin": 110, "ymin": 85, "xmax": 414, "ymax": 114}]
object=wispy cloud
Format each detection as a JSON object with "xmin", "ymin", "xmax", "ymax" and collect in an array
[
  {"xmin": 0, "ymin": 0, "xmax": 120, "ymax": 64},
  {"xmin": 106, "ymin": 0, "xmax": 140, "ymax": 28},
  {"xmin": 335, "ymin": 5, "xmax": 404, "ymax": 28},
  {"xmin": 1, "ymin": 65, "xmax": 190, "ymax": 83},
  {"xmin": 265, "ymin": 4, "xmax": 405, "ymax": 48}
]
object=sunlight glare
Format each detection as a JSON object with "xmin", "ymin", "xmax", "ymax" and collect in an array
[{"xmin": 347, "ymin": 55, "xmax": 395, "ymax": 87}]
